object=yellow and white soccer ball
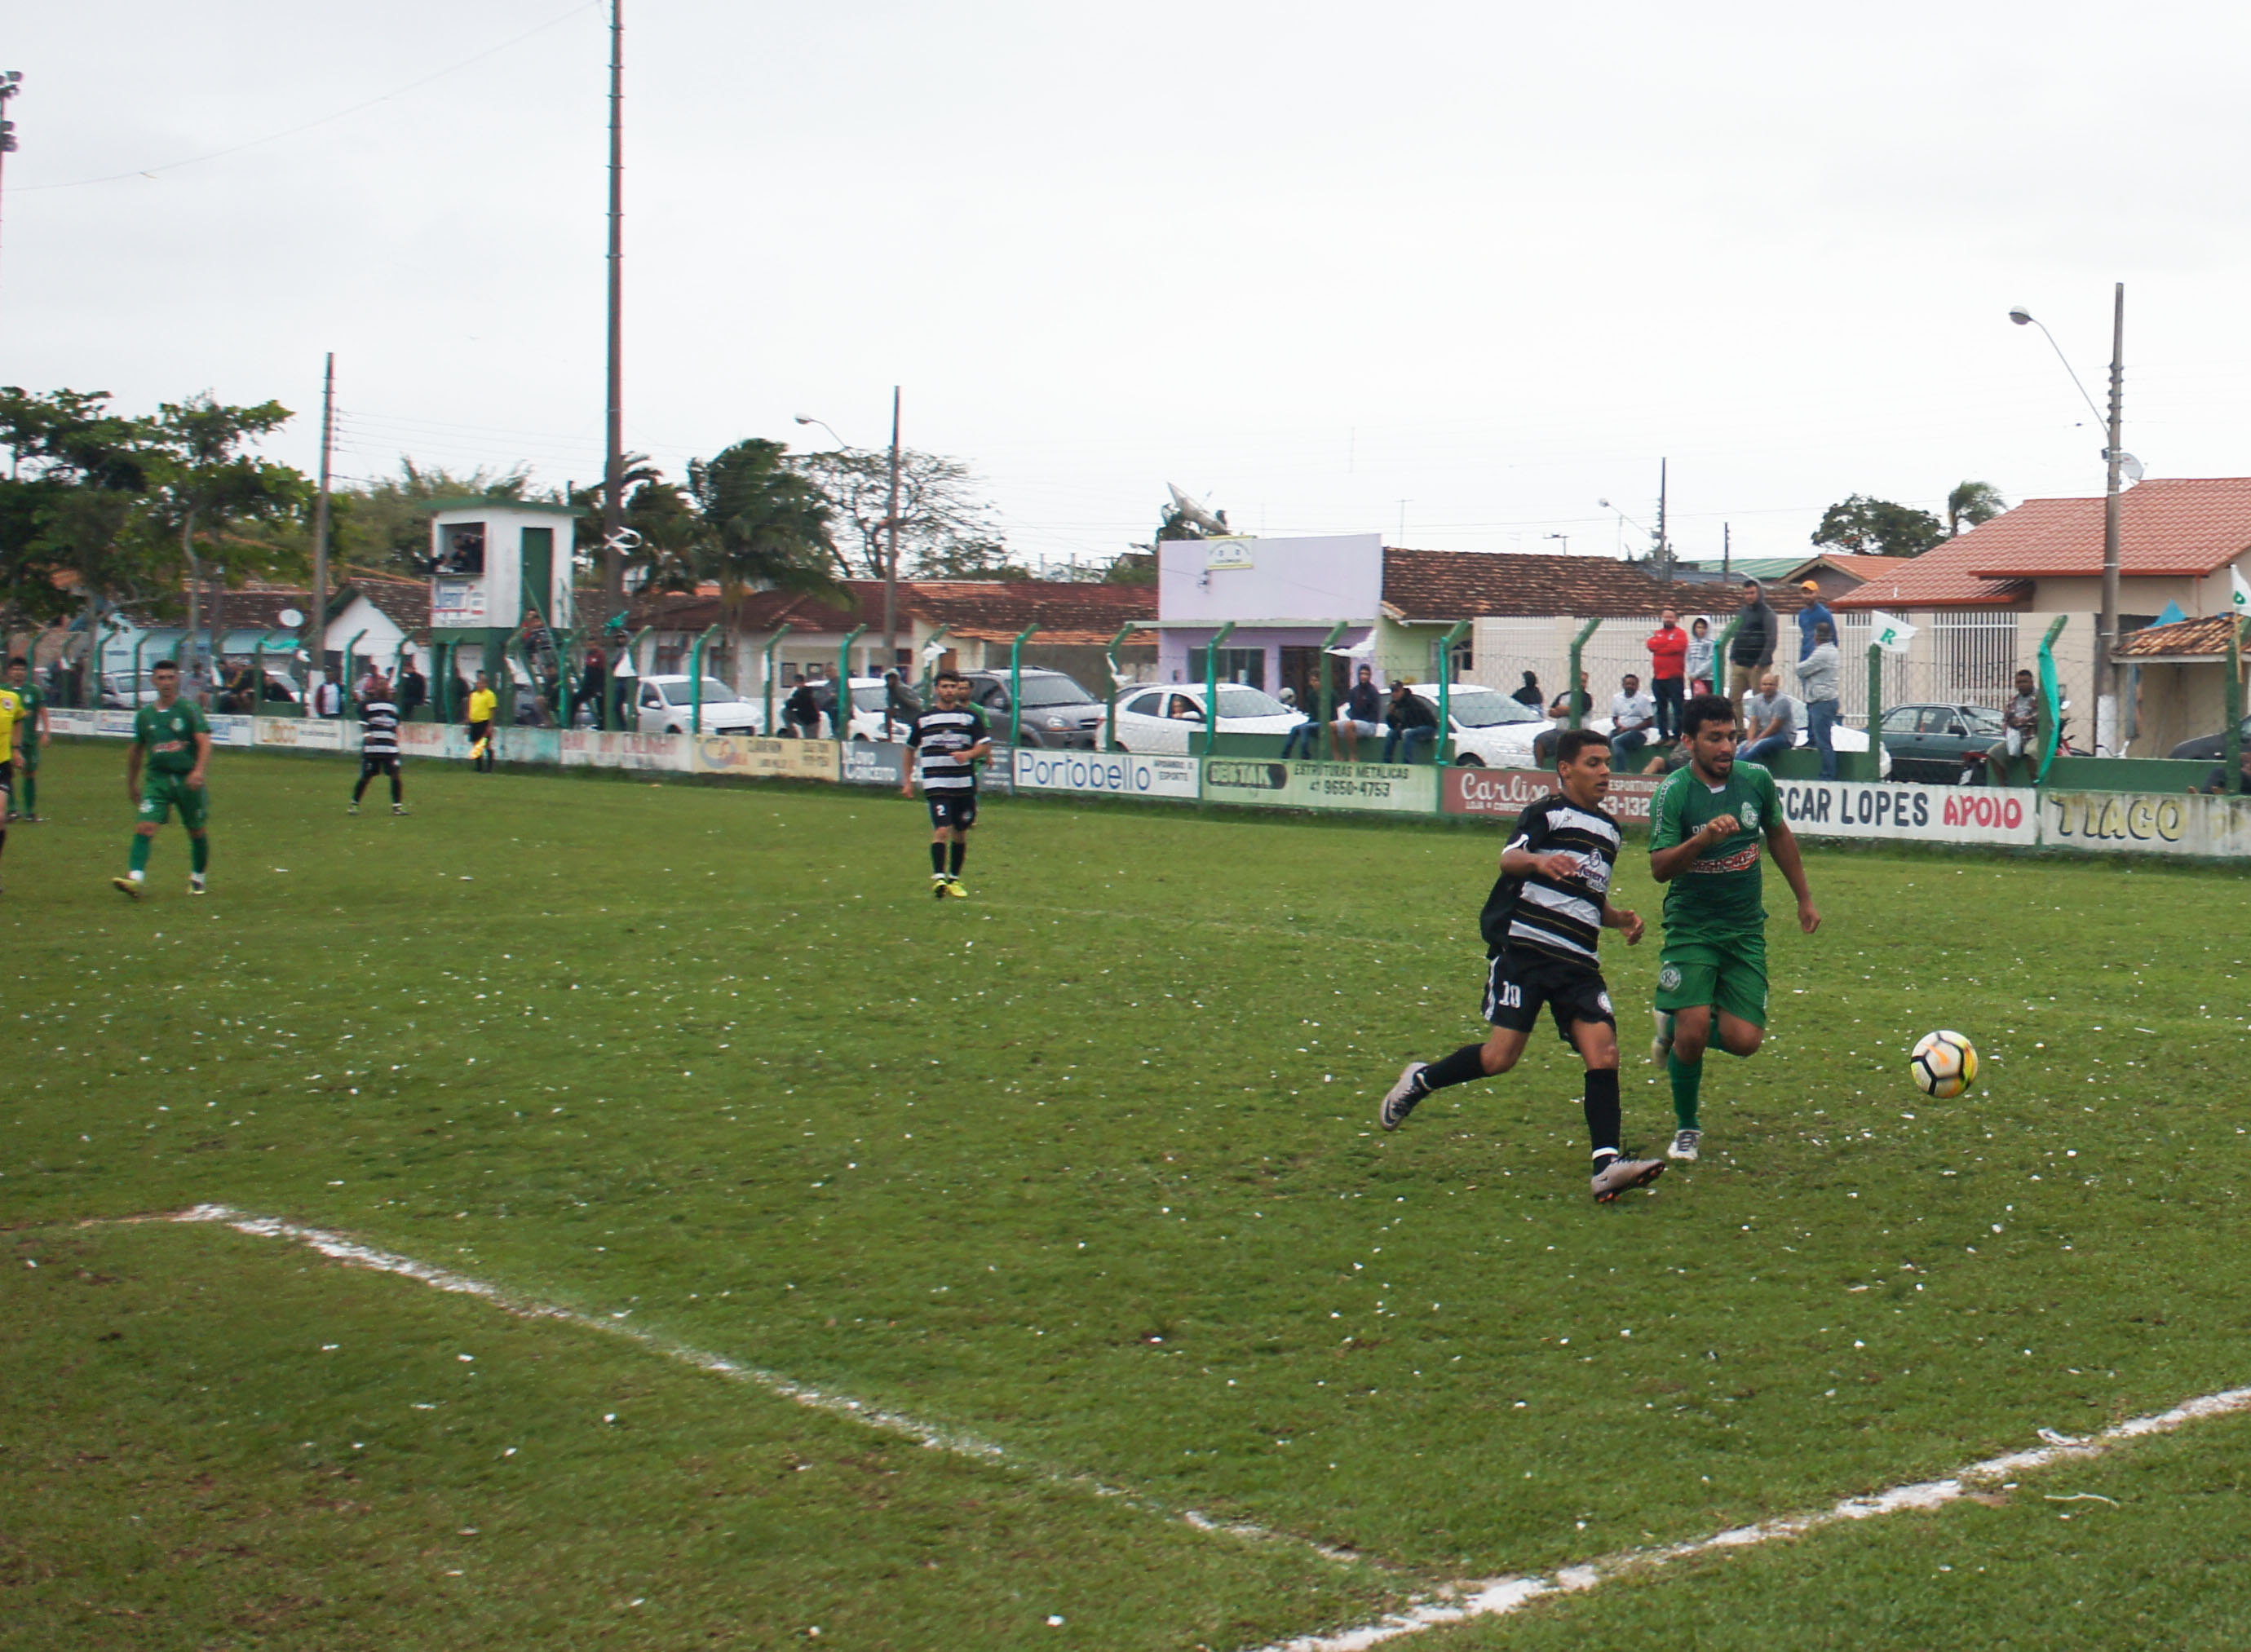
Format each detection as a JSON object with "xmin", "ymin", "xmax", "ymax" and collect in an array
[{"xmin": 1909, "ymin": 1029, "xmax": 1978, "ymax": 1099}]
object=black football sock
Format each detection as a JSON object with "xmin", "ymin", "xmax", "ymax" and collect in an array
[
  {"xmin": 949, "ymin": 839, "xmax": 966, "ymax": 877},
  {"xmin": 930, "ymin": 841, "xmax": 947, "ymax": 877},
  {"xmin": 1418, "ymin": 1043, "xmax": 1491, "ymax": 1093},
  {"xmin": 1583, "ymin": 1067, "xmax": 1622, "ymax": 1158}
]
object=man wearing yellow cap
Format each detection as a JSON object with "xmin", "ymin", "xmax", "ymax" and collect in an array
[{"xmin": 1795, "ymin": 580, "xmax": 1834, "ymax": 665}]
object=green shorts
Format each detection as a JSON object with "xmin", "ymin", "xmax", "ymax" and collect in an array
[
  {"xmin": 1654, "ymin": 929, "xmax": 1768, "ymax": 1028},
  {"xmin": 138, "ymin": 774, "xmax": 210, "ymax": 832}
]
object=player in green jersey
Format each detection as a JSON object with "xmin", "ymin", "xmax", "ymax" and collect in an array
[
  {"xmin": 5, "ymin": 658, "xmax": 48, "ymax": 822},
  {"xmin": 1647, "ymin": 692, "xmax": 1820, "ymax": 1162},
  {"xmin": 113, "ymin": 660, "xmax": 214, "ymax": 900}
]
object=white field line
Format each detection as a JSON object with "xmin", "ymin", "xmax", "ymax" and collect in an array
[
  {"xmin": 1254, "ymin": 1385, "xmax": 2251, "ymax": 1652},
  {"xmin": 164, "ymin": 1204, "xmax": 1364, "ymax": 1570}
]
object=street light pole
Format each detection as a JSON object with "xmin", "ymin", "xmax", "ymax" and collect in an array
[
  {"xmin": 600, "ymin": 0, "xmax": 626, "ymax": 622},
  {"xmin": 882, "ymin": 386, "xmax": 902, "ymax": 671},
  {"xmin": 0, "ymin": 72, "xmax": 20, "ymax": 325},
  {"xmin": 2099, "ymin": 282, "xmax": 2125, "ymax": 750}
]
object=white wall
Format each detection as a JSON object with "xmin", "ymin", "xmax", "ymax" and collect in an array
[{"xmin": 1157, "ymin": 532, "xmax": 1382, "ymax": 625}]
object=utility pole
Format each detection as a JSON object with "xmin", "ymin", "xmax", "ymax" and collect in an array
[
  {"xmin": 882, "ymin": 386, "xmax": 902, "ymax": 668},
  {"xmin": 1656, "ymin": 457, "xmax": 1669, "ymax": 579},
  {"xmin": 307, "ymin": 353, "xmax": 335, "ymax": 683},
  {"xmin": 0, "ymin": 72, "xmax": 20, "ymax": 322},
  {"xmin": 1723, "ymin": 522, "xmax": 1731, "ymax": 581},
  {"xmin": 2098, "ymin": 280, "xmax": 2125, "ymax": 751},
  {"xmin": 599, "ymin": 0, "xmax": 626, "ymax": 621}
]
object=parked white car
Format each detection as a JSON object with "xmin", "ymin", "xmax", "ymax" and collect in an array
[
  {"xmin": 1112, "ymin": 682, "xmax": 1301, "ymax": 754},
  {"xmin": 1399, "ymin": 683, "xmax": 1551, "ymax": 766},
  {"xmin": 633, "ymin": 674, "xmax": 767, "ymax": 736}
]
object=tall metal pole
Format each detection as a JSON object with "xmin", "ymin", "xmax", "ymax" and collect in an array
[
  {"xmin": 2098, "ymin": 280, "xmax": 2125, "ymax": 752},
  {"xmin": 1656, "ymin": 457, "xmax": 1669, "ymax": 580},
  {"xmin": 0, "ymin": 73, "xmax": 20, "ymax": 323},
  {"xmin": 882, "ymin": 386, "xmax": 902, "ymax": 669},
  {"xmin": 307, "ymin": 352, "xmax": 335, "ymax": 687},
  {"xmin": 600, "ymin": 0, "xmax": 626, "ymax": 621}
]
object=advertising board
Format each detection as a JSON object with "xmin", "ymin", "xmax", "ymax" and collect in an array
[
  {"xmin": 1202, "ymin": 758, "xmax": 1431, "ymax": 814},
  {"xmin": 431, "ymin": 579, "xmax": 487, "ymax": 624},
  {"xmin": 2042, "ymin": 790, "xmax": 2251, "ymax": 858},
  {"xmin": 257, "ymin": 716, "xmax": 355, "ymax": 751},
  {"xmin": 690, "ymin": 735, "xmax": 838, "ymax": 782},
  {"xmin": 51, "ymin": 709, "xmax": 100, "ymax": 737},
  {"xmin": 1444, "ymin": 767, "xmax": 1662, "ymax": 822},
  {"xmin": 1775, "ymin": 780, "xmax": 2037, "ymax": 846},
  {"xmin": 560, "ymin": 729, "xmax": 684, "ymax": 772},
  {"xmin": 1014, "ymin": 748, "xmax": 1199, "ymax": 801},
  {"xmin": 398, "ymin": 722, "xmax": 471, "ymax": 760},
  {"xmin": 842, "ymin": 742, "xmax": 911, "ymax": 787}
]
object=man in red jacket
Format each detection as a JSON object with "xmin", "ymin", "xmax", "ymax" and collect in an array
[{"xmin": 1645, "ymin": 609, "xmax": 1688, "ymax": 741}]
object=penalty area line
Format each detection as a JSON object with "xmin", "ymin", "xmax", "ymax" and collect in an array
[
  {"xmin": 164, "ymin": 1204, "xmax": 1369, "ymax": 1573},
  {"xmin": 1253, "ymin": 1383, "xmax": 2251, "ymax": 1652}
]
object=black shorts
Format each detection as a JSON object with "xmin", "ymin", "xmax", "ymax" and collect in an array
[
  {"xmin": 0, "ymin": 761, "xmax": 12, "ymax": 791},
  {"xmin": 360, "ymin": 754, "xmax": 401, "ymax": 779},
  {"xmin": 1482, "ymin": 947, "xmax": 1616, "ymax": 1043},
  {"xmin": 927, "ymin": 791, "xmax": 978, "ymax": 830}
]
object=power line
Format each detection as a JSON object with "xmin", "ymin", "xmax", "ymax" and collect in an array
[{"xmin": 15, "ymin": 2, "xmax": 599, "ymax": 192}]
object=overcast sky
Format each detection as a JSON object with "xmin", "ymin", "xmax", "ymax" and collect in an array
[{"xmin": 10, "ymin": 1, "xmax": 2251, "ymax": 569}]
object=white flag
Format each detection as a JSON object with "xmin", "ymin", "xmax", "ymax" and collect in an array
[
  {"xmin": 1870, "ymin": 611, "xmax": 1917, "ymax": 654},
  {"xmin": 2232, "ymin": 566, "xmax": 2250, "ymax": 618},
  {"xmin": 1325, "ymin": 633, "xmax": 1377, "ymax": 659}
]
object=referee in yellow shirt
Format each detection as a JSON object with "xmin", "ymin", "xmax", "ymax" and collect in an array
[
  {"xmin": 467, "ymin": 673, "xmax": 498, "ymax": 773},
  {"xmin": 0, "ymin": 679, "xmax": 24, "ymax": 886}
]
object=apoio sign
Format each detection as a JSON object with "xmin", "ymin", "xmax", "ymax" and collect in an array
[{"xmin": 1775, "ymin": 780, "xmax": 2037, "ymax": 845}]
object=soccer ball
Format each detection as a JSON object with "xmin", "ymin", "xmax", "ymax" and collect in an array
[{"xmin": 1909, "ymin": 1030, "xmax": 1978, "ymax": 1099}]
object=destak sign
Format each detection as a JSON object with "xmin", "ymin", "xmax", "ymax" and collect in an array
[
  {"xmin": 1202, "ymin": 758, "xmax": 1432, "ymax": 814},
  {"xmin": 1444, "ymin": 768, "xmax": 1662, "ymax": 821},
  {"xmin": 1775, "ymin": 780, "xmax": 2037, "ymax": 845},
  {"xmin": 1014, "ymin": 749, "xmax": 1199, "ymax": 800}
]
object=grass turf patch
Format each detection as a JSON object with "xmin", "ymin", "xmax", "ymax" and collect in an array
[
  {"xmin": 0, "ymin": 1217, "xmax": 1382, "ymax": 1650},
  {"xmin": 6, "ymin": 743, "xmax": 2251, "ymax": 1642}
]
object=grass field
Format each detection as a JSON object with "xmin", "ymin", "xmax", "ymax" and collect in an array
[{"xmin": 6, "ymin": 740, "xmax": 2251, "ymax": 1649}]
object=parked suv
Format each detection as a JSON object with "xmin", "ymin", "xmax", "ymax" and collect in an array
[{"xmin": 962, "ymin": 668, "xmax": 1107, "ymax": 749}]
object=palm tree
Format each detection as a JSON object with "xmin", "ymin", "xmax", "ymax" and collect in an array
[
  {"xmin": 1946, "ymin": 480, "xmax": 2008, "ymax": 537},
  {"xmin": 685, "ymin": 440, "xmax": 840, "ymax": 616}
]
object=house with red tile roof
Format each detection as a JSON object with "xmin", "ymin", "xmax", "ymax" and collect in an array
[
  {"xmin": 1829, "ymin": 478, "xmax": 2251, "ymax": 750},
  {"xmin": 626, "ymin": 578, "xmax": 1156, "ymax": 699},
  {"xmin": 1154, "ymin": 532, "xmax": 1801, "ymax": 709}
]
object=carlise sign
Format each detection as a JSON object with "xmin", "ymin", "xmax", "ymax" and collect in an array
[{"xmin": 1444, "ymin": 768, "xmax": 1661, "ymax": 821}]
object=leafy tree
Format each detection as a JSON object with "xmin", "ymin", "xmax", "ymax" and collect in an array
[
  {"xmin": 1103, "ymin": 550, "xmax": 1157, "ymax": 585},
  {"xmin": 336, "ymin": 458, "xmax": 538, "ymax": 578},
  {"xmin": 1811, "ymin": 494, "xmax": 1946, "ymax": 559},
  {"xmin": 686, "ymin": 440, "xmax": 839, "ymax": 612},
  {"xmin": 911, "ymin": 535, "xmax": 1032, "ymax": 581},
  {"xmin": 1946, "ymin": 479, "xmax": 2008, "ymax": 537},
  {"xmin": 791, "ymin": 448, "xmax": 1002, "ymax": 581},
  {"xmin": 145, "ymin": 395, "xmax": 308, "ymax": 678}
]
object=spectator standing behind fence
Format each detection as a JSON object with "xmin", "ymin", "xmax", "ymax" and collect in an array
[
  {"xmin": 1510, "ymin": 670, "xmax": 1544, "ymax": 709},
  {"xmin": 467, "ymin": 672, "xmax": 498, "ymax": 773},
  {"xmin": 313, "ymin": 678, "xmax": 343, "ymax": 719},
  {"xmin": 1796, "ymin": 583, "xmax": 1833, "ymax": 662},
  {"xmin": 1795, "ymin": 621, "xmax": 1842, "ymax": 780},
  {"xmin": 1333, "ymin": 664, "xmax": 1382, "ymax": 761},
  {"xmin": 575, "ymin": 646, "xmax": 607, "ymax": 724},
  {"xmin": 1727, "ymin": 581, "xmax": 1777, "ymax": 727},
  {"xmin": 783, "ymin": 675, "xmax": 820, "ymax": 740},
  {"xmin": 1645, "ymin": 610, "xmax": 1687, "ymax": 739},
  {"xmin": 1383, "ymin": 681, "xmax": 1439, "ymax": 763},
  {"xmin": 1610, "ymin": 674, "xmax": 1657, "ymax": 766},
  {"xmin": 398, "ymin": 660, "xmax": 428, "ymax": 720},
  {"xmin": 1684, "ymin": 617, "xmax": 1715, "ymax": 696},
  {"xmin": 1740, "ymin": 672, "xmax": 1795, "ymax": 765}
]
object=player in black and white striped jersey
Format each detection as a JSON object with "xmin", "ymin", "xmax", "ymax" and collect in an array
[
  {"xmin": 349, "ymin": 670, "xmax": 407, "ymax": 816},
  {"xmin": 1377, "ymin": 727, "xmax": 1667, "ymax": 1203},
  {"xmin": 902, "ymin": 670, "xmax": 991, "ymax": 899}
]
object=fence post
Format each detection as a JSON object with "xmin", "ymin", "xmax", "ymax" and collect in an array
[
  {"xmin": 1865, "ymin": 643, "xmax": 1884, "ymax": 778},
  {"xmin": 1566, "ymin": 617, "xmax": 1602, "ymax": 731},
  {"xmin": 2227, "ymin": 620, "xmax": 2245, "ymax": 795},
  {"xmin": 1201, "ymin": 621, "xmax": 1236, "ymax": 758},
  {"xmin": 762, "ymin": 622, "xmax": 794, "ymax": 736},
  {"xmin": 689, "ymin": 623, "xmax": 720, "ymax": 734},
  {"xmin": 1315, "ymin": 621, "xmax": 1349, "ymax": 758},
  {"xmin": 1009, "ymin": 624, "xmax": 1041, "ymax": 753},
  {"xmin": 1435, "ymin": 619, "xmax": 1470, "ymax": 764},
  {"xmin": 2034, "ymin": 615, "xmax": 2069, "ymax": 784},
  {"xmin": 1105, "ymin": 623, "xmax": 1136, "ymax": 753},
  {"xmin": 919, "ymin": 624, "xmax": 953, "ymax": 710},
  {"xmin": 343, "ymin": 629, "xmax": 367, "ymax": 702},
  {"xmin": 837, "ymin": 625, "xmax": 866, "ymax": 740},
  {"xmin": 132, "ymin": 632, "xmax": 151, "ymax": 706}
]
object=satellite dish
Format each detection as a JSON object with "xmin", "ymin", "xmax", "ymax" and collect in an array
[
  {"xmin": 277, "ymin": 607, "xmax": 304, "ymax": 627},
  {"xmin": 1165, "ymin": 484, "xmax": 1230, "ymax": 537},
  {"xmin": 2121, "ymin": 453, "xmax": 2145, "ymax": 484}
]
